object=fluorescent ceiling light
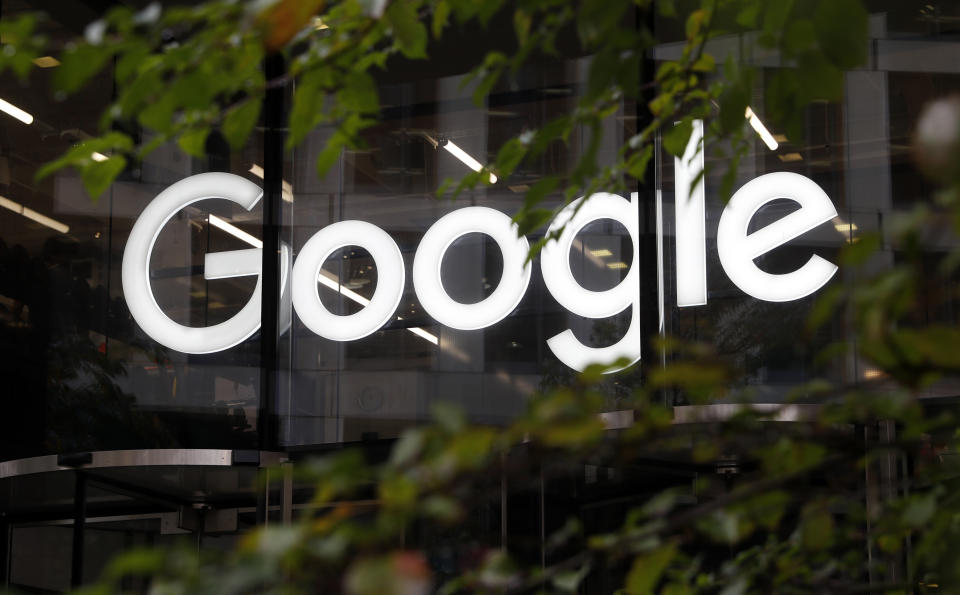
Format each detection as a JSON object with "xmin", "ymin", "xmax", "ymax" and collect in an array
[
  {"xmin": 833, "ymin": 218, "xmax": 858, "ymax": 243},
  {"xmin": 0, "ymin": 97, "xmax": 33, "ymax": 125},
  {"xmin": 606, "ymin": 262, "xmax": 628, "ymax": 269},
  {"xmin": 208, "ymin": 212, "xmax": 438, "ymax": 345},
  {"xmin": 32, "ymin": 56, "xmax": 60, "ymax": 68},
  {"xmin": 249, "ymin": 164, "xmax": 294, "ymax": 202},
  {"xmin": 22, "ymin": 208, "xmax": 70, "ymax": 233},
  {"xmin": 571, "ymin": 238, "xmax": 607, "ymax": 268},
  {"xmin": 833, "ymin": 218, "xmax": 858, "ymax": 234},
  {"xmin": 589, "ymin": 248, "xmax": 612, "ymax": 258},
  {"xmin": 744, "ymin": 106, "xmax": 777, "ymax": 151},
  {"xmin": 91, "ymin": 152, "xmax": 109, "ymax": 162},
  {"xmin": 778, "ymin": 152, "xmax": 803, "ymax": 162},
  {"xmin": 209, "ymin": 214, "xmax": 263, "ymax": 248},
  {"xmin": 318, "ymin": 268, "xmax": 370, "ymax": 306},
  {"xmin": 319, "ymin": 268, "xmax": 439, "ymax": 345},
  {"xmin": 0, "ymin": 194, "xmax": 69, "ymax": 233},
  {"xmin": 442, "ymin": 140, "xmax": 497, "ymax": 183}
]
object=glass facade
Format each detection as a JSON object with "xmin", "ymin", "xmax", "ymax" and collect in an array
[{"xmin": 1, "ymin": 0, "xmax": 959, "ymax": 590}]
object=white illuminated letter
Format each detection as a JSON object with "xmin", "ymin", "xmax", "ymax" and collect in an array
[
  {"xmin": 122, "ymin": 172, "xmax": 267, "ymax": 354},
  {"xmin": 540, "ymin": 193, "xmax": 641, "ymax": 373},
  {"xmin": 291, "ymin": 220, "xmax": 404, "ymax": 341},
  {"xmin": 717, "ymin": 172, "xmax": 838, "ymax": 302},
  {"xmin": 413, "ymin": 207, "xmax": 530, "ymax": 330},
  {"xmin": 674, "ymin": 119, "xmax": 707, "ymax": 307}
]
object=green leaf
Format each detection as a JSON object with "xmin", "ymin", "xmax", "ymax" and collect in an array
[
  {"xmin": 288, "ymin": 69, "xmax": 329, "ymax": 149},
  {"xmin": 494, "ymin": 138, "xmax": 527, "ymax": 179},
  {"xmin": 625, "ymin": 544, "xmax": 676, "ymax": 594},
  {"xmin": 685, "ymin": 9, "xmax": 706, "ymax": 41},
  {"xmin": 626, "ymin": 145, "xmax": 654, "ymax": 181},
  {"xmin": 513, "ymin": 9, "xmax": 531, "ymax": 47},
  {"xmin": 735, "ymin": 3, "xmax": 760, "ymax": 28},
  {"xmin": 379, "ymin": 473, "xmax": 418, "ymax": 511},
  {"xmin": 553, "ymin": 561, "xmax": 592, "ymax": 592},
  {"xmin": 717, "ymin": 58, "xmax": 752, "ymax": 135},
  {"xmin": 762, "ymin": 0, "xmax": 794, "ymax": 37},
  {"xmin": 902, "ymin": 492, "xmax": 937, "ymax": 528},
  {"xmin": 801, "ymin": 507, "xmax": 834, "ymax": 550},
  {"xmin": 387, "ymin": 1, "xmax": 428, "ymax": 59},
  {"xmin": 658, "ymin": 0, "xmax": 676, "ymax": 18},
  {"xmin": 783, "ymin": 19, "xmax": 817, "ymax": 55},
  {"xmin": 53, "ymin": 44, "xmax": 113, "ymax": 93},
  {"xmin": 514, "ymin": 207, "xmax": 555, "ymax": 236},
  {"xmin": 177, "ymin": 127, "xmax": 209, "ymax": 158},
  {"xmin": 796, "ymin": 52, "xmax": 843, "ymax": 103},
  {"xmin": 691, "ymin": 53, "xmax": 715, "ymax": 73},
  {"xmin": 315, "ymin": 133, "xmax": 345, "ymax": 177},
  {"xmin": 35, "ymin": 132, "xmax": 133, "ymax": 181},
  {"xmin": 522, "ymin": 177, "xmax": 559, "ymax": 211},
  {"xmin": 420, "ymin": 495, "xmax": 462, "ymax": 522},
  {"xmin": 338, "ymin": 71, "xmax": 379, "ymax": 115},
  {"xmin": 114, "ymin": 42, "xmax": 150, "ymax": 85},
  {"xmin": 431, "ymin": 400, "xmax": 465, "ymax": 433},
  {"xmin": 254, "ymin": 526, "xmax": 303, "ymax": 559},
  {"xmin": 814, "ymin": 0, "xmax": 868, "ymax": 69},
  {"xmin": 222, "ymin": 98, "xmax": 262, "ymax": 150},
  {"xmin": 81, "ymin": 155, "xmax": 126, "ymax": 199},
  {"xmin": 390, "ymin": 429, "xmax": 425, "ymax": 466},
  {"xmin": 839, "ymin": 232, "xmax": 881, "ymax": 265},
  {"xmin": 102, "ymin": 548, "xmax": 165, "ymax": 580},
  {"xmin": 663, "ymin": 118, "xmax": 693, "ymax": 157},
  {"xmin": 138, "ymin": 93, "xmax": 176, "ymax": 133},
  {"xmin": 432, "ymin": 0, "xmax": 450, "ymax": 38},
  {"xmin": 699, "ymin": 510, "xmax": 741, "ymax": 544}
]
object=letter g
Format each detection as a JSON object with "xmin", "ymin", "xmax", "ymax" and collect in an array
[{"xmin": 122, "ymin": 172, "xmax": 271, "ymax": 354}]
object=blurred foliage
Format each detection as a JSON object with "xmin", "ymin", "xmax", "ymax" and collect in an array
[{"xmin": 4, "ymin": 0, "xmax": 960, "ymax": 593}]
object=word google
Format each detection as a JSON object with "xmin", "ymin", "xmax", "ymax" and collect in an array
[{"xmin": 122, "ymin": 127, "xmax": 838, "ymax": 373}]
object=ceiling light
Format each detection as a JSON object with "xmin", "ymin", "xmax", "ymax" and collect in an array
[
  {"xmin": 32, "ymin": 56, "xmax": 60, "ymax": 68},
  {"xmin": 589, "ymin": 248, "xmax": 613, "ymax": 257},
  {"xmin": 508, "ymin": 184, "xmax": 530, "ymax": 193},
  {"xmin": 0, "ymin": 194, "xmax": 69, "ymax": 233},
  {"xmin": 744, "ymin": 106, "xmax": 777, "ymax": 150},
  {"xmin": 441, "ymin": 140, "xmax": 497, "ymax": 183},
  {"xmin": 319, "ymin": 268, "xmax": 438, "ymax": 345},
  {"xmin": 208, "ymin": 214, "xmax": 263, "ymax": 248},
  {"xmin": 833, "ymin": 219, "xmax": 858, "ymax": 235},
  {"xmin": 778, "ymin": 152, "xmax": 803, "ymax": 162},
  {"xmin": 248, "ymin": 164, "xmax": 294, "ymax": 202},
  {"xmin": 0, "ymin": 97, "xmax": 33, "ymax": 125},
  {"xmin": 606, "ymin": 262, "xmax": 628, "ymax": 269}
]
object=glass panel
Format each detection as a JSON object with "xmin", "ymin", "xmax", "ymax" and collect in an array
[{"xmin": 0, "ymin": 2, "xmax": 263, "ymax": 460}]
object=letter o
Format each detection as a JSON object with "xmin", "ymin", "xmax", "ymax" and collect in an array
[
  {"xmin": 413, "ymin": 207, "xmax": 531, "ymax": 330},
  {"xmin": 291, "ymin": 221, "xmax": 404, "ymax": 341}
]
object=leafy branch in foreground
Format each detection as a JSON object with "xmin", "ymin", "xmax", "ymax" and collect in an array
[{"xmin": 6, "ymin": 0, "xmax": 863, "ymax": 240}]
